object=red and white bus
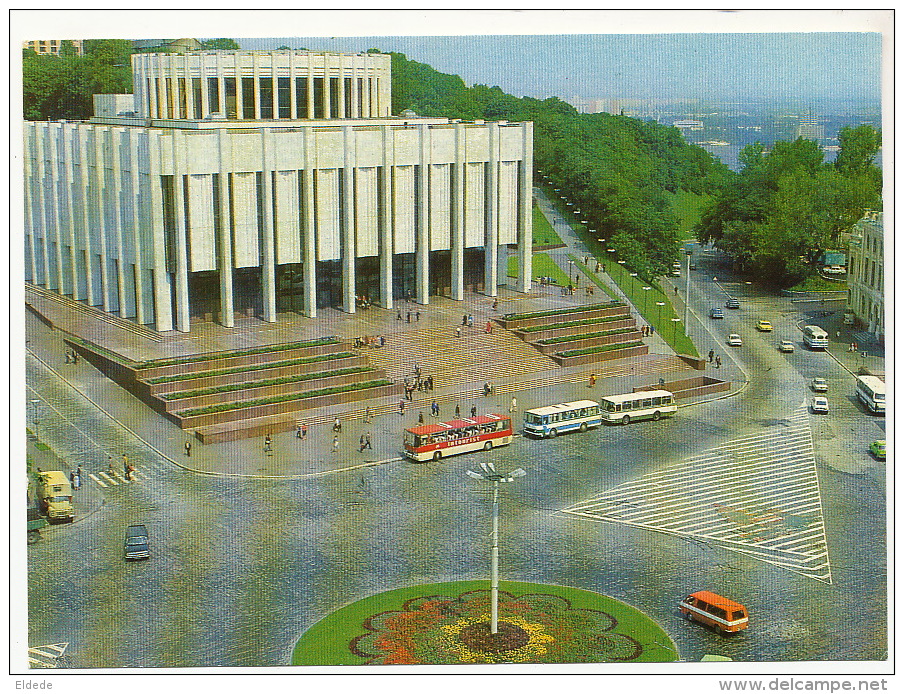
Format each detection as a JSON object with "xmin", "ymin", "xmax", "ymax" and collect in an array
[{"xmin": 404, "ymin": 414, "xmax": 513, "ymax": 462}]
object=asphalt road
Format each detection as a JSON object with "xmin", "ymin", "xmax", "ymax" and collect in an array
[{"xmin": 25, "ymin": 248, "xmax": 887, "ymax": 667}]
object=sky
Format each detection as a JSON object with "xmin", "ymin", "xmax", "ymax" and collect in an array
[{"xmin": 238, "ymin": 33, "xmax": 882, "ymax": 105}]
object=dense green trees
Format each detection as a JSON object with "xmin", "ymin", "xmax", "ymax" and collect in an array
[
  {"xmin": 386, "ymin": 52, "xmax": 730, "ymax": 279},
  {"xmin": 696, "ymin": 127, "xmax": 881, "ymax": 286}
]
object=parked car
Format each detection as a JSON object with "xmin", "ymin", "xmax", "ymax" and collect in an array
[
  {"xmin": 811, "ymin": 396, "xmax": 829, "ymax": 414},
  {"xmin": 124, "ymin": 525, "xmax": 150, "ymax": 561},
  {"xmin": 756, "ymin": 320, "xmax": 773, "ymax": 332},
  {"xmin": 811, "ymin": 377, "xmax": 828, "ymax": 392},
  {"xmin": 725, "ymin": 298, "xmax": 740, "ymax": 309},
  {"xmin": 823, "ymin": 265, "xmax": 847, "ymax": 275},
  {"xmin": 710, "ymin": 308, "xmax": 724, "ymax": 319},
  {"xmin": 870, "ymin": 440, "xmax": 886, "ymax": 460},
  {"xmin": 779, "ymin": 340, "xmax": 796, "ymax": 353},
  {"xmin": 727, "ymin": 334, "xmax": 742, "ymax": 346},
  {"xmin": 679, "ymin": 591, "xmax": 749, "ymax": 634},
  {"xmin": 671, "ymin": 268, "xmax": 681, "ymax": 277}
]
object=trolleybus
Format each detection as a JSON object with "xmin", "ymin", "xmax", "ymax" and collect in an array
[
  {"xmin": 404, "ymin": 414, "xmax": 513, "ymax": 461},
  {"xmin": 856, "ymin": 375, "xmax": 885, "ymax": 414},
  {"xmin": 600, "ymin": 389, "xmax": 677, "ymax": 424},
  {"xmin": 802, "ymin": 325, "xmax": 829, "ymax": 349}
]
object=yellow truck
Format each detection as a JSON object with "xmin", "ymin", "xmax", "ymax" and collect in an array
[{"xmin": 37, "ymin": 470, "xmax": 74, "ymax": 523}]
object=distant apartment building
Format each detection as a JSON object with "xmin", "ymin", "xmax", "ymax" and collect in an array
[
  {"xmin": 24, "ymin": 40, "xmax": 84, "ymax": 56},
  {"xmin": 797, "ymin": 115, "xmax": 825, "ymax": 141},
  {"xmin": 846, "ymin": 211, "xmax": 884, "ymax": 339},
  {"xmin": 23, "ymin": 49, "xmax": 533, "ymax": 333},
  {"xmin": 672, "ymin": 119, "xmax": 704, "ymax": 131}
]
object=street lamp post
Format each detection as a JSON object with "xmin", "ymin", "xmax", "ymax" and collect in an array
[
  {"xmin": 671, "ymin": 317, "xmax": 681, "ymax": 342},
  {"xmin": 642, "ymin": 286, "xmax": 652, "ymax": 314},
  {"xmin": 568, "ymin": 259, "xmax": 575, "ymax": 287},
  {"xmin": 683, "ymin": 250, "xmax": 692, "ymax": 326},
  {"xmin": 656, "ymin": 301, "xmax": 666, "ymax": 333},
  {"xmin": 466, "ymin": 462, "xmax": 526, "ymax": 635}
]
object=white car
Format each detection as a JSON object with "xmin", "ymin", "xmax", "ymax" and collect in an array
[
  {"xmin": 779, "ymin": 340, "xmax": 795, "ymax": 353},
  {"xmin": 811, "ymin": 396, "xmax": 829, "ymax": 414},
  {"xmin": 823, "ymin": 266, "xmax": 847, "ymax": 275},
  {"xmin": 812, "ymin": 378, "xmax": 828, "ymax": 392},
  {"xmin": 727, "ymin": 334, "xmax": 742, "ymax": 346}
]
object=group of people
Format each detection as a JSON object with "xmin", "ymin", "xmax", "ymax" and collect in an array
[
  {"xmin": 355, "ymin": 295, "xmax": 372, "ymax": 309},
  {"xmin": 354, "ymin": 335, "xmax": 385, "ymax": 349},
  {"xmin": 404, "ymin": 372, "xmax": 435, "ymax": 400},
  {"xmin": 398, "ymin": 309, "xmax": 421, "ymax": 323},
  {"xmin": 707, "ymin": 349, "xmax": 722, "ymax": 368},
  {"xmin": 69, "ymin": 466, "xmax": 84, "ymax": 490},
  {"xmin": 536, "ymin": 276, "xmax": 558, "ymax": 286},
  {"xmin": 641, "ymin": 325, "xmax": 654, "ymax": 337},
  {"xmin": 108, "ymin": 454, "xmax": 136, "ymax": 481},
  {"xmin": 64, "ymin": 349, "xmax": 80, "ymax": 364}
]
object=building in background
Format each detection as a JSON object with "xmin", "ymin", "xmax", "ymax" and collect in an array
[
  {"xmin": 846, "ymin": 210, "xmax": 884, "ymax": 339},
  {"xmin": 23, "ymin": 49, "xmax": 533, "ymax": 333},
  {"xmin": 23, "ymin": 40, "xmax": 84, "ymax": 56}
]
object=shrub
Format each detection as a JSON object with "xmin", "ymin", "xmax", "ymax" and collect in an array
[
  {"xmin": 161, "ymin": 367, "xmax": 376, "ymax": 400},
  {"xmin": 137, "ymin": 337, "xmax": 340, "ymax": 369},
  {"xmin": 144, "ymin": 352, "xmax": 357, "ymax": 384}
]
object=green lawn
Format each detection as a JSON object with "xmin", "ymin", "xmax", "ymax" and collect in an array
[
  {"xmin": 533, "ymin": 204, "xmax": 564, "ymax": 246},
  {"xmin": 667, "ymin": 189, "xmax": 712, "ymax": 240},
  {"xmin": 788, "ymin": 273, "xmax": 848, "ymax": 292},
  {"xmin": 507, "ymin": 251, "xmax": 571, "ymax": 286},
  {"xmin": 292, "ymin": 580, "xmax": 678, "ymax": 666}
]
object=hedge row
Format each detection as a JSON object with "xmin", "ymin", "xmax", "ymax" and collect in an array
[
  {"xmin": 503, "ymin": 301, "xmax": 624, "ymax": 321},
  {"xmin": 177, "ymin": 379, "xmax": 393, "ymax": 417},
  {"xmin": 537, "ymin": 328, "xmax": 633, "ymax": 345},
  {"xmin": 557, "ymin": 341, "xmax": 644, "ymax": 358},
  {"xmin": 137, "ymin": 337, "xmax": 340, "ymax": 369},
  {"xmin": 519, "ymin": 314, "xmax": 630, "ymax": 333},
  {"xmin": 160, "ymin": 366, "xmax": 376, "ymax": 400},
  {"xmin": 145, "ymin": 351, "xmax": 357, "ymax": 384}
]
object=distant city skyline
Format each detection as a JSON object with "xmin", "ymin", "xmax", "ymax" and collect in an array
[{"xmin": 237, "ymin": 33, "xmax": 881, "ymax": 107}]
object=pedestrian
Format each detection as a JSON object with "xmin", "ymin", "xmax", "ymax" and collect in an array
[
  {"xmin": 332, "ymin": 435, "xmax": 339, "ymax": 453},
  {"xmin": 70, "ymin": 470, "xmax": 76, "ymax": 485},
  {"xmin": 462, "ymin": 314, "xmax": 468, "ymax": 326},
  {"xmin": 414, "ymin": 362, "xmax": 421, "ymax": 377},
  {"xmin": 418, "ymin": 412, "xmax": 425, "ymax": 424},
  {"xmin": 364, "ymin": 407, "xmax": 372, "ymax": 424},
  {"xmin": 364, "ymin": 433, "xmax": 372, "ymax": 450},
  {"xmin": 359, "ymin": 434, "xmax": 367, "ymax": 452},
  {"xmin": 467, "ymin": 314, "xmax": 474, "ymax": 327},
  {"xmin": 185, "ymin": 440, "xmax": 192, "ymax": 456},
  {"xmin": 399, "ymin": 400, "xmax": 406, "ymax": 416},
  {"xmin": 380, "ymin": 335, "xmax": 386, "ymax": 348},
  {"xmin": 674, "ymin": 286, "xmax": 678, "ymax": 295},
  {"xmin": 708, "ymin": 349, "xmax": 714, "ymax": 364},
  {"xmin": 431, "ymin": 400, "xmax": 439, "ymax": 417},
  {"xmin": 416, "ymin": 310, "xmax": 421, "ymax": 322},
  {"xmin": 73, "ymin": 472, "xmax": 81, "ymax": 491},
  {"xmin": 65, "ymin": 350, "xmax": 71, "ymax": 364},
  {"xmin": 589, "ymin": 373, "xmax": 597, "ymax": 388},
  {"xmin": 122, "ymin": 454, "xmax": 129, "ymax": 478},
  {"xmin": 126, "ymin": 463, "xmax": 135, "ymax": 482},
  {"xmin": 492, "ymin": 298, "xmax": 498, "ymax": 311},
  {"xmin": 72, "ymin": 351, "xmax": 79, "ymax": 364},
  {"xmin": 397, "ymin": 310, "xmax": 402, "ymax": 321},
  {"xmin": 715, "ymin": 355, "xmax": 722, "ymax": 369},
  {"xmin": 333, "ymin": 417, "xmax": 341, "ymax": 433},
  {"xmin": 428, "ymin": 375, "xmax": 434, "ymax": 390},
  {"xmin": 264, "ymin": 433, "xmax": 273, "ymax": 452},
  {"xmin": 296, "ymin": 423, "xmax": 303, "ymax": 439},
  {"xmin": 455, "ymin": 327, "xmax": 462, "ymax": 338},
  {"xmin": 107, "ymin": 457, "xmax": 115, "ymax": 476},
  {"xmin": 470, "ymin": 405, "xmax": 477, "ymax": 418},
  {"xmin": 485, "ymin": 320, "xmax": 493, "ymax": 333},
  {"xmin": 455, "ymin": 404, "xmax": 461, "ymax": 418},
  {"xmin": 510, "ymin": 396, "xmax": 517, "ymax": 413},
  {"xmin": 650, "ymin": 325, "xmax": 655, "ymax": 335},
  {"xmin": 407, "ymin": 311, "xmax": 411, "ymax": 323}
]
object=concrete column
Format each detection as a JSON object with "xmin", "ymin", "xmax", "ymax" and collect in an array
[
  {"xmin": 147, "ymin": 131, "xmax": 173, "ymax": 332},
  {"xmin": 341, "ymin": 126, "xmax": 356, "ymax": 314},
  {"xmin": 337, "ymin": 54, "xmax": 346, "ymax": 119},
  {"xmin": 235, "ymin": 60, "xmax": 244, "ymax": 120},
  {"xmin": 307, "ymin": 54, "xmax": 315, "ymax": 118},
  {"xmin": 217, "ymin": 53, "xmax": 226, "ymax": 116},
  {"xmin": 47, "ymin": 125, "xmax": 66, "ymax": 293},
  {"xmin": 289, "ymin": 51, "xmax": 298, "ymax": 119},
  {"xmin": 170, "ymin": 133, "xmax": 191, "ymax": 332},
  {"xmin": 301, "ymin": 128, "xmax": 317, "ymax": 318},
  {"xmin": 252, "ymin": 53, "xmax": 261, "ymax": 120},
  {"xmin": 517, "ymin": 121, "xmax": 534, "ymax": 293},
  {"xmin": 93, "ymin": 130, "xmax": 111, "ymax": 310},
  {"xmin": 159, "ymin": 68, "xmax": 170, "ymax": 119},
  {"xmin": 127, "ymin": 131, "xmax": 146, "ymax": 324},
  {"xmin": 260, "ymin": 130, "xmax": 277, "ymax": 322},
  {"xmin": 451, "ymin": 122, "xmax": 465, "ymax": 300},
  {"xmin": 216, "ymin": 129, "xmax": 235, "ymax": 327},
  {"xmin": 184, "ymin": 55, "xmax": 195, "ymax": 119},
  {"xmin": 362, "ymin": 75, "xmax": 371, "ymax": 117},
  {"xmin": 171, "ymin": 57, "xmax": 184, "ymax": 119},
  {"xmin": 483, "ymin": 123, "xmax": 499, "ymax": 297},
  {"xmin": 200, "ymin": 55, "xmax": 210, "ymax": 118},
  {"xmin": 61, "ymin": 125, "xmax": 79, "ymax": 299},
  {"xmin": 23, "ymin": 125, "xmax": 38, "ymax": 284},
  {"xmin": 271, "ymin": 52, "xmax": 279, "ymax": 119},
  {"xmin": 110, "ymin": 128, "xmax": 130, "ymax": 316},
  {"xmin": 323, "ymin": 55, "xmax": 331, "ymax": 119},
  {"xmin": 147, "ymin": 58, "xmax": 158, "ymax": 118},
  {"xmin": 350, "ymin": 63, "xmax": 359, "ymax": 118},
  {"xmin": 33, "ymin": 125, "xmax": 51, "ymax": 287},
  {"xmin": 415, "ymin": 124, "xmax": 430, "ymax": 305},
  {"xmin": 76, "ymin": 129, "xmax": 95, "ymax": 304},
  {"xmin": 378, "ymin": 128, "xmax": 393, "ymax": 309}
]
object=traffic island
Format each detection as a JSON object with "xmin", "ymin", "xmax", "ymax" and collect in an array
[{"xmin": 292, "ymin": 580, "xmax": 678, "ymax": 666}]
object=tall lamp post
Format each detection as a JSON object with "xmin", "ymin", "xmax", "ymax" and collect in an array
[
  {"xmin": 642, "ymin": 286, "xmax": 652, "ymax": 314},
  {"xmin": 671, "ymin": 317, "xmax": 681, "ymax": 342},
  {"xmin": 656, "ymin": 301, "xmax": 666, "ymax": 333},
  {"xmin": 568, "ymin": 259, "xmax": 575, "ymax": 287},
  {"xmin": 466, "ymin": 462, "xmax": 526, "ymax": 635}
]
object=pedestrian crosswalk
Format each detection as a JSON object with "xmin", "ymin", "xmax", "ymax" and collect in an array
[
  {"xmin": 558, "ymin": 405, "xmax": 833, "ymax": 583},
  {"xmin": 28, "ymin": 643, "xmax": 68, "ymax": 668},
  {"xmin": 87, "ymin": 468, "xmax": 149, "ymax": 488}
]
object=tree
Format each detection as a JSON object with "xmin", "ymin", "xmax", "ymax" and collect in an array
[{"xmin": 200, "ymin": 38, "xmax": 241, "ymax": 50}]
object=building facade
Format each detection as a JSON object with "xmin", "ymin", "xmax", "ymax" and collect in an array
[
  {"xmin": 23, "ymin": 50, "xmax": 533, "ymax": 333},
  {"xmin": 846, "ymin": 210, "xmax": 884, "ymax": 339},
  {"xmin": 24, "ymin": 40, "xmax": 84, "ymax": 56}
]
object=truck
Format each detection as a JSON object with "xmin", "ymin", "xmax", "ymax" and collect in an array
[{"xmin": 37, "ymin": 470, "xmax": 74, "ymax": 523}]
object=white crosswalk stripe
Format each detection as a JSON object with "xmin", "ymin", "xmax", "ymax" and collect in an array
[
  {"xmin": 558, "ymin": 405, "xmax": 833, "ymax": 583},
  {"xmin": 87, "ymin": 468, "xmax": 149, "ymax": 488},
  {"xmin": 28, "ymin": 643, "xmax": 68, "ymax": 668}
]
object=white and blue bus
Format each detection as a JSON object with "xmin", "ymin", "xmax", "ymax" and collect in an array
[
  {"xmin": 803, "ymin": 325, "xmax": 829, "ymax": 350},
  {"xmin": 600, "ymin": 390, "xmax": 677, "ymax": 425},
  {"xmin": 523, "ymin": 400, "xmax": 602, "ymax": 438},
  {"xmin": 856, "ymin": 375, "xmax": 885, "ymax": 415}
]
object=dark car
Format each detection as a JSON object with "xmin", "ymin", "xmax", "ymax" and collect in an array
[
  {"xmin": 125, "ymin": 524, "xmax": 150, "ymax": 561},
  {"xmin": 725, "ymin": 298, "xmax": 740, "ymax": 309},
  {"xmin": 710, "ymin": 308, "xmax": 724, "ymax": 319}
]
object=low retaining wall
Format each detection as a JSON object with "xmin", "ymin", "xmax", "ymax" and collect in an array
[
  {"xmin": 677, "ymin": 354, "xmax": 707, "ymax": 370},
  {"xmin": 498, "ymin": 303, "xmax": 627, "ymax": 330},
  {"xmin": 516, "ymin": 318, "xmax": 634, "ymax": 342},
  {"xmin": 171, "ymin": 383, "xmax": 399, "ymax": 430},
  {"xmin": 551, "ymin": 344, "xmax": 648, "ymax": 367},
  {"xmin": 635, "ymin": 376, "xmax": 730, "ymax": 400},
  {"xmin": 162, "ymin": 369, "xmax": 386, "ymax": 413},
  {"xmin": 132, "ymin": 341, "xmax": 345, "ymax": 380},
  {"xmin": 533, "ymin": 331, "xmax": 643, "ymax": 356},
  {"xmin": 143, "ymin": 355, "xmax": 366, "ymax": 396}
]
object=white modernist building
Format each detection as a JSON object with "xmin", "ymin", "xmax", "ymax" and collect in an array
[{"xmin": 23, "ymin": 50, "xmax": 533, "ymax": 333}]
